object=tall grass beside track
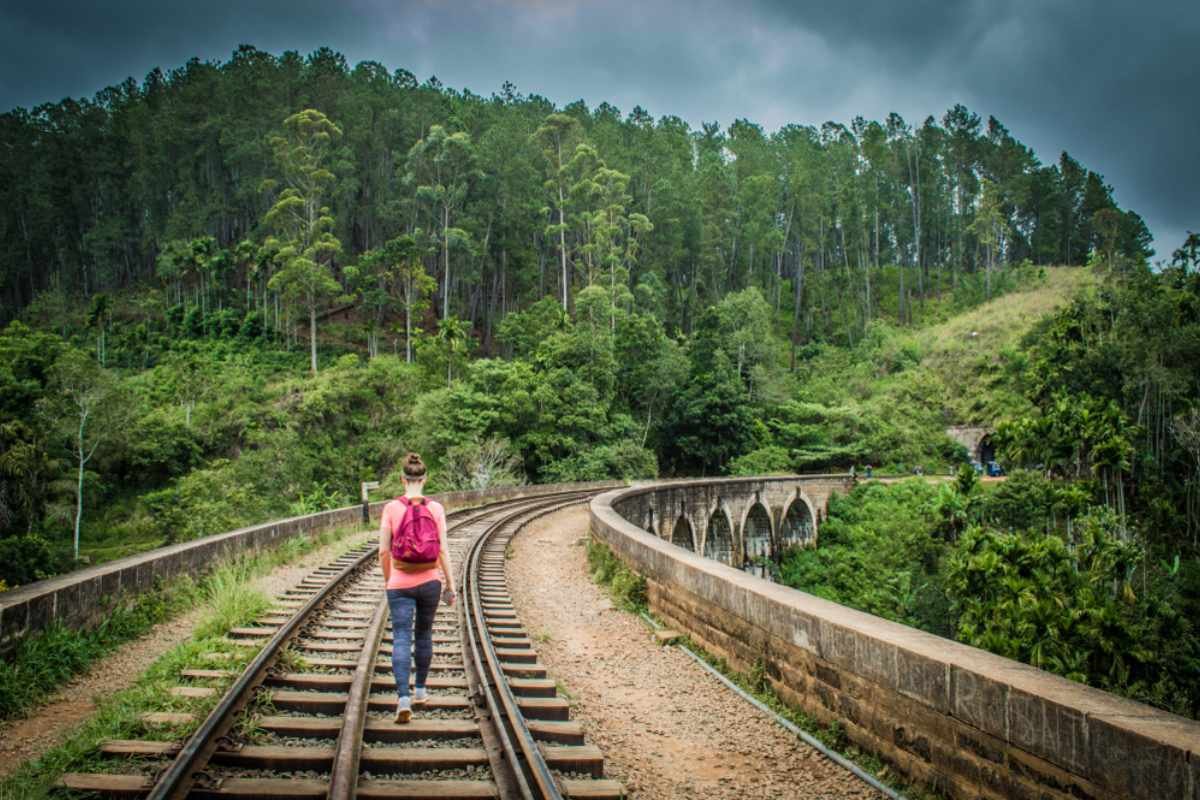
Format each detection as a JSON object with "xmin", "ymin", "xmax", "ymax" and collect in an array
[
  {"xmin": 0, "ymin": 524, "xmax": 373, "ymax": 798},
  {"xmin": 0, "ymin": 523, "xmax": 366, "ymax": 722}
]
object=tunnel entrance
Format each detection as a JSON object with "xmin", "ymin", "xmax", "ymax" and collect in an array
[
  {"xmin": 704, "ymin": 509, "xmax": 734, "ymax": 565},
  {"xmin": 978, "ymin": 436, "xmax": 996, "ymax": 465},
  {"xmin": 780, "ymin": 498, "xmax": 814, "ymax": 550},
  {"xmin": 670, "ymin": 516, "xmax": 694, "ymax": 551},
  {"xmin": 743, "ymin": 503, "xmax": 773, "ymax": 576}
]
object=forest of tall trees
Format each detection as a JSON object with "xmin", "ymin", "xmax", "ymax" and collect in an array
[
  {"xmin": 4, "ymin": 45, "xmax": 1198, "ymax": 724},
  {"xmin": 0, "ymin": 45, "xmax": 1152, "ymax": 347}
]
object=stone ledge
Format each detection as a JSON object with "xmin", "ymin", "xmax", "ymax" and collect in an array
[
  {"xmin": 0, "ymin": 480, "xmax": 619, "ymax": 654},
  {"xmin": 592, "ymin": 480, "xmax": 1200, "ymax": 800}
]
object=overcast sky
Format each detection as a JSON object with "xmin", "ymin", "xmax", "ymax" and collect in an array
[{"xmin": 2, "ymin": 0, "xmax": 1196, "ymax": 255}]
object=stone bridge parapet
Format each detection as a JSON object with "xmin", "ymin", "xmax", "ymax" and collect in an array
[
  {"xmin": 0, "ymin": 480, "xmax": 621, "ymax": 655},
  {"xmin": 592, "ymin": 479, "xmax": 1200, "ymax": 800}
]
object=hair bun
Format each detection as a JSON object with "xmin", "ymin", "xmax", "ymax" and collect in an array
[{"xmin": 402, "ymin": 452, "xmax": 427, "ymax": 479}]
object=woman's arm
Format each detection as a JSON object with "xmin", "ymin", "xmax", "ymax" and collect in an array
[{"xmin": 378, "ymin": 505, "xmax": 392, "ymax": 583}]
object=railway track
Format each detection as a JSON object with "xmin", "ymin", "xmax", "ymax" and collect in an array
[{"xmin": 58, "ymin": 490, "xmax": 623, "ymax": 799}]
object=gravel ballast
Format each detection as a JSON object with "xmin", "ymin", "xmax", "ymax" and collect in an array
[{"xmin": 506, "ymin": 505, "xmax": 884, "ymax": 799}]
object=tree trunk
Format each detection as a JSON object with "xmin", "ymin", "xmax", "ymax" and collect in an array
[
  {"xmin": 74, "ymin": 420, "xmax": 85, "ymax": 561},
  {"xmin": 442, "ymin": 205, "xmax": 451, "ymax": 320},
  {"xmin": 558, "ymin": 186, "xmax": 568, "ymax": 312},
  {"xmin": 405, "ymin": 283, "xmax": 413, "ymax": 364},
  {"xmin": 309, "ymin": 299, "xmax": 318, "ymax": 374}
]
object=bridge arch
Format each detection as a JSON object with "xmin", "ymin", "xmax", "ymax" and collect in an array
[
  {"xmin": 741, "ymin": 501, "xmax": 773, "ymax": 572},
  {"xmin": 702, "ymin": 505, "xmax": 735, "ymax": 566},
  {"xmin": 644, "ymin": 507, "xmax": 657, "ymax": 537},
  {"xmin": 779, "ymin": 493, "xmax": 816, "ymax": 551},
  {"xmin": 669, "ymin": 515, "xmax": 695, "ymax": 551}
]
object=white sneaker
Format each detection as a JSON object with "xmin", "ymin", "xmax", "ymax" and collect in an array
[
  {"xmin": 413, "ymin": 687, "xmax": 429, "ymax": 705},
  {"xmin": 394, "ymin": 695, "xmax": 412, "ymax": 724}
]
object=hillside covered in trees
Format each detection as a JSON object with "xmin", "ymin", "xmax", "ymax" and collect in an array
[
  {"xmin": 2, "ymin": 45, "xmax": 1198, "ymax": 719},
  {"xmin": 1, "ymin": 46, "xmax": 1153, "ymax": 338}
]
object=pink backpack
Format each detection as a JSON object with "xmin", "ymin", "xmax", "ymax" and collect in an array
[{"xmin": 390, "ymin": 497, "xmax": 440, "ymax": 570}]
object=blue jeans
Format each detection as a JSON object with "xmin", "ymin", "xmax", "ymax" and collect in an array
[{"xmin": 386, "ymin": 581, "xmax": 441, "ymax": 699}]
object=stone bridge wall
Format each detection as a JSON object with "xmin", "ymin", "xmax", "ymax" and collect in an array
[
  {"xmin": 591, "ymin": 480, "xmax": 1200, "ymax": 800},
  {"xmin": 0, "ymin": 480, "xmax": 619, "ymax": 655}
]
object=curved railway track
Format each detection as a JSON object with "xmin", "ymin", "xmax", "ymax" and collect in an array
[{"xmin": 59, "ymin": 490, "xmax": 623, "ymax": 800}]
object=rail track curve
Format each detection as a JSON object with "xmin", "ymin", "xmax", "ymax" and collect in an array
[{"xmin": 58, "ymin": 489, "xmax": 623, "ymax": 800}]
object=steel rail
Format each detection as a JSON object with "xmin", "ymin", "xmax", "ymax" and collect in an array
[
  {"xmin": 462, "ymin": 494, "xmax": 595, "ymax": 800},
  {"xmin": 327, "ymin": 592, "xmax": 389, "ymax": 799},
  {"xmin": 145, "ymin": 488, "xmax": 595, "ymax": 800},
  {"xmin": 147, "ymin": 544, "xmax": 377, "ymax": 800}
]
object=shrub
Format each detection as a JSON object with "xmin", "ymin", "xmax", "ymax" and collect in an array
[
  {"xmin": 0, "ymin": 535, "xmax": 71, "ymax": 587},
  {"xmin": 541, "ymin": 441, "xmax": 657, "ymax": 482}
]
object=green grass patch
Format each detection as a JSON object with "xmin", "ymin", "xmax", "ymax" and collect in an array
[
  {"xmin": 0, "ymin": 634, "xmax": 257, "ymax": 799},
  {"xmin": 585, "ymin": 538, "xmax": 647, "ymax": 612},
  {"xmin": 0, "ymin": 581, "xmax": 201, "ymax": 722},
  {"xmin": 0, "ymin": 522, "xmax": 372, "ymax": 798},
  {"xmin": 0, "ymin": 521, "xmax": 367, "ymax": 722}
]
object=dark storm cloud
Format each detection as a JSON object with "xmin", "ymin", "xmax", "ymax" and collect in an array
[{"xmin": 1, "ymin": 0, "xmax": 1196, "ymax": 254}]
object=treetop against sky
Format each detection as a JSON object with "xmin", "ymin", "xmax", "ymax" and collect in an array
[{"xmin": 0, "ymin": 0, "xmax": 1194, "ymax": 253}]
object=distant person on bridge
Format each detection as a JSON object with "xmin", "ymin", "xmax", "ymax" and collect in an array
[{"xmin": 379, "ymin": 452, "xmax": 457, "ymax": 724}]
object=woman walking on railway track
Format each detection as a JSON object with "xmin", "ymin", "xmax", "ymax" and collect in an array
[{"xmin": 380, "ymin": 452, "xmax": 457, "ymax": 723}]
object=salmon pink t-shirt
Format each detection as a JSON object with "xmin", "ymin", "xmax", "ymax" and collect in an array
[{"xmin": 380, "ymin": 497, "xmax": 447, "ymax": 590}]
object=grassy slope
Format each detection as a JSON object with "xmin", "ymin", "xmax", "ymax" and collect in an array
[
  {"xmin": 920, "ymin": 266, "xmax": 1097, "ymax": 424},
  {"xmin": 789, "ymin": 267, "xmax": 1095, "ymax": 471}
]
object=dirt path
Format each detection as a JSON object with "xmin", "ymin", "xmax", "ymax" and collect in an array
[
  {"xmin": 0, "ymin": 530, "xmax": 373, "ymax": 778},
  {"xmin": 507, "ymin": 505, "xmax": 883, "ymax": 799}
]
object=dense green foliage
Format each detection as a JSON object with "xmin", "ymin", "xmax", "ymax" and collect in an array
[
  {"xmin": 997, "ymin": 253, "xmax": 1200, "ymax": 542},
  {"xmin": 1, "ymin": 47, "xmax": 1149, "ymax": 341},
  {"xmin": 1, "ymin": 44, "xmax": 1196, "ymax": 727},
  {"xmin": 780, "ymin": 255, "xmax": 1200, "ymax": 718},
  {"xmin": 783, "ymin": 473, "xmax": 1199, "ymax": 718}
]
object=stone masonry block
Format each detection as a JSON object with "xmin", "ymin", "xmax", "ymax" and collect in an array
[
  {"xmin": 1006, "ymin": 685, "xmax": 1089, "ymax": 775},
  {"xmin": 74, "ymin": 576, "xmax": 102, "ymax": 625},
  {"xmin": 854, "ymin": 633, "xmax": 898, "ymax": 690},
  {"xmin": 1005, "ymin": 745, "xmax": 1103, "ymax": 800},
  {"xmin": 99, "ymin": 568, "xmax": 121, "ymax": 601},
  {"xmin": 818, "ymin": 619, "xmax": 857, "ymax": 670},
  {"xmin": 952, "ymin": 665, "xmax": 1008, "ymax": 741},
  {"xmin": 897, "ymin": 646, "xmax": 951, "ymax": 713},
  {"xmin": 26, "ymin": 591, "xmax": 54, "ymax": 631},
  {"xmin": 1088, "ymin": 714, "xmax": 1192, "ymax": 800},
  {"xmin": 133, "ymin": 560, "xmax": 155, "ymax": 593},
  {"xmin": 0, "ymin": 601, "xmax": 28, "ymax": 648},
  {"xmin": 53, "ymin": 581, "xmax": 79, "ymax": 625},
  {"xmin": 1004, "ymin": 683, "xmax": 1045, "ymax": 758}
]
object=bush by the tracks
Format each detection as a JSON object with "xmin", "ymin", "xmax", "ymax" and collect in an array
[
  {"xmin": 0, "ymin": 522, "xmax": 359, "ymax": 722},
  {"xmin": 780, "ymin": 476, "xmax": 1200, "ymax": 719},
  {"xmin": 586, "ymin": 538, "xmax": 647, "ymax": 612}
]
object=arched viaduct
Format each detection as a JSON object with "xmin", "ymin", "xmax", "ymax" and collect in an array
[{"xmin": 621, "ymin": 475, "xmax": 852, "ymax": 577}]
